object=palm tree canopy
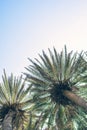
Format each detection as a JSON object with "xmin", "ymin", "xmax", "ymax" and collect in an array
[
  {"xmin": 25, "ymin": 46, "xmax": 87, "ymax": 130},
  {"xmin": 0, "ymin": 70, "xmax": 32, "ymax": 130}
]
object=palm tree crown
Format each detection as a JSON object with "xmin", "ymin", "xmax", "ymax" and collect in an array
[
  {"xmin": 0, "ymin": 70, "xmax": 32, "ymax": 130},
  {"xmin": 25, "ymin": 46, "xmax": 87, "ymax": 130}
]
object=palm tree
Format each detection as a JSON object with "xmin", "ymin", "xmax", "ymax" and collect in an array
[
  {"xmin": 25, "ymin": 46, "xmax": 87, "ymax": 130},
  {"xmin": 0, "ymin": 70, "xmax": 32, "ymax": 130}
]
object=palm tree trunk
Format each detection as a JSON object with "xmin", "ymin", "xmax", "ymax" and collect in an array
[
  {"xmin": 2, "ymin": 110, "xmax": 15, "ymax": 130},
  {"xmin": 63, "ymin": 90, "xmax": 87, "ymax": 111}
]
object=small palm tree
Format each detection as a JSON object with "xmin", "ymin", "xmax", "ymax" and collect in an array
[
  {"xmin": 25, "ymin": 46, "xmax": 87, "ymax": 130},
  {"xmin": 0, "ymin": 70, "xmax": 32, "ymax": 130}
]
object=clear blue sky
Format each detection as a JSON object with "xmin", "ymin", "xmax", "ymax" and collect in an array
[{"xmin": 0, "ymin": 0, "xmax": 87, "ymax": 81}]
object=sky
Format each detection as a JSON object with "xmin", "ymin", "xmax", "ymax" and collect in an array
[{"xmin": 0, "ymin": 0, "xmax": 87, "ymax": 81}]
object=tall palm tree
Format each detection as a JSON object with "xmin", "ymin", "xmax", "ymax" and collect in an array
[
  {"xmin": 25, "ymin": 46, "xmax": 87, "ymax": 130},
  {"xmin": 0, "ymin": 70, "xmax": 32, "ymax": 130}
]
